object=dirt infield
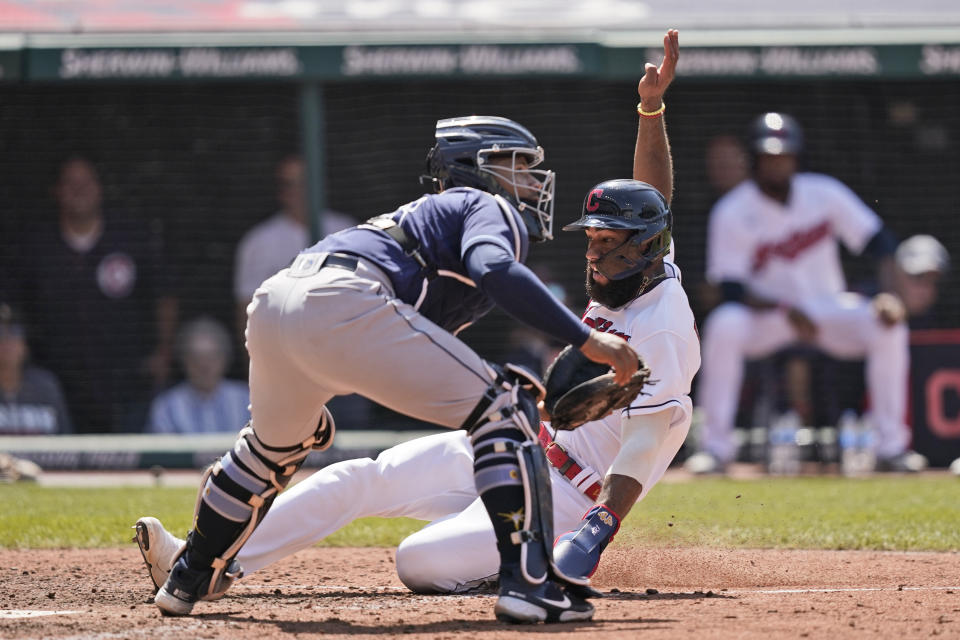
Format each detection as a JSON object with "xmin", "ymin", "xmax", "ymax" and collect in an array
[{"xmin": 1, "ymin": 546, "xmax": 958, "ymax": 639}]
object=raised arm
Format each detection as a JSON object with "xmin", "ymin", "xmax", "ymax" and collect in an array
[{"xmin": 633, "ymin": 29, "xmax": 679, "ymax": 205}]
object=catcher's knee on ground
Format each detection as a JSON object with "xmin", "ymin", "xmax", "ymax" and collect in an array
[{"xmin": 185, "ymin": 409, "xmax": 335, "ymax": 598}]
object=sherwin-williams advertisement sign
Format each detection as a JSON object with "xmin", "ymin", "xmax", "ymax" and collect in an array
[{"xmin": 18, "ymin": 43, "xmax": 960, "ymax": 82}]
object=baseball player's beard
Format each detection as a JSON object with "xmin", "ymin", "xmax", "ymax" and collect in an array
[
  {"xmin": 585, "ymin": 267, "xmax": 646, "ymax": 309},
  {"xmin": 755, "ymin": 175, "xmax": 792, "ymax": 203}
]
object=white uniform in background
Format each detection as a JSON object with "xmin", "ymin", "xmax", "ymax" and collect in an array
[
  {"xmin": 234, "ymin": 252, "xmax": 699, "ymax": 592},
  {"xmin": 698, "ymin": 173, "xmax": 909, "ymax": 463}
]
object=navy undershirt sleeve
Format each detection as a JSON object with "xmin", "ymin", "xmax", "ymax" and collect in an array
[
  {"xmin": 465, "ymin": 243, "xmax": 591, "ymax": 347},
  {"xmin": 862, "ymin": 227, "xmax": 898, "ymax": 259},
  {"xmin": 720, "ymin": 280, "xmax": 746, "ymax": 304}
]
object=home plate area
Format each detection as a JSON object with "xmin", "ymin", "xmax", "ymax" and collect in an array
[{"xmin": 0, "ymin": 546, "xmax": 957, "ymax": 639}]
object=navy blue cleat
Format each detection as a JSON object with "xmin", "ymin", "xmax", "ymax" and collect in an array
[
  {"xmin": 154, "ymin": 555, "xmax": 241, "ymax": 616},
  {"xmin": 494, "ymin": 565, "xmax": 594, "ymax": 624},
  {"xmin": 154, "ymin": 556, "xmax": 213, "ymax": 616}
]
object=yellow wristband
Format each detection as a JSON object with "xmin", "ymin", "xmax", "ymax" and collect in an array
[{"xmin": 637, "ymin": 101, "xmax": 666, "ymax": 118}]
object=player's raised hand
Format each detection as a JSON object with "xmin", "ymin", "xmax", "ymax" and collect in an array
[
  {"xmin": 637, "ymin": 29, "xmax": 679, "ymax": 109},
  {"xmin": 579, "ymin": 329, "xmax": 639, "ymax": 385}
]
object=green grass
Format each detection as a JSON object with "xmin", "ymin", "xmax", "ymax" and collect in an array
[
  {"xmin": 2, "ymin": 476, "xmax": 958, "ymax": 550},
  {"xmin": 620, "ymin": 475, "xmax": 960, "ymax": 551},
  {"xmin": 0, "ymin": 484, "xmax": 426, "ymax": 548}
]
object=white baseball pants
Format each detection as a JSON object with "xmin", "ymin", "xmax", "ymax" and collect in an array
[
  {"xmin": 697, "ymin": 294, "xmax": 910, "ymax": 461},
  {"xmin": 235, "ymin": 430, "xmax": 594, "ymax": 591}
]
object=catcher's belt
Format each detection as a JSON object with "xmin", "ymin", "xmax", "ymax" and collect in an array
[{"xmin": 537, "ymin": 424, "xmax": 602, "ymax": 501}]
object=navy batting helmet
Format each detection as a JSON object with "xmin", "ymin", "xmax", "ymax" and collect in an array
[
  {"xmin": 749, "ymin": 112, "xmax": 803, "ymax": 156},
  {"xmin": 563, "ymin": 179, "xmax": 672, "ymax": 280},
  {"xmin": 425, "ymin": 116, "xmax": 556, "ymax": 241}
]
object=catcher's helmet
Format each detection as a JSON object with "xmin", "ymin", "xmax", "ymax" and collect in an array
[
  {"xmin": 563, "ymin": 179, "xmax": 672, "ymax": 280},
  {"xmin": 749, "ymin": 112, "xmax": 803, "ymax": 156},
  {"xmin": 425, "ymin": 116, "xmax": 555, "ymax": 241}
]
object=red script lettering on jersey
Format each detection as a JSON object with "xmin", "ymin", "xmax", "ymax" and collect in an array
[
  {"xmin": 583, "ymin": 316, "xmax": 631, "ymax": 341},
  {"xmin": 751, "ymin": 220, "xmax": 831, "ymax": 272}
]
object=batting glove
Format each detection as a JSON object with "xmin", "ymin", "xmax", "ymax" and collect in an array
[{"xmin": 553, "ymin": 504, "xmax": 621, "ymax": 580}]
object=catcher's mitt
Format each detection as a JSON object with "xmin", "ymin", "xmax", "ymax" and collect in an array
[{"xmin": 543, "ymin": 345, "xmax": 652, "ymax": 430}]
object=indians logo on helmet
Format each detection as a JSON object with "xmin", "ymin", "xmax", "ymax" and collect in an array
[{"xmin": 585, "ymin": 189, "xmax": 604, "ymax": 212}]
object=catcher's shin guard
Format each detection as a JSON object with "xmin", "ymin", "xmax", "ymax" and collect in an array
[
  {"xmin": 465, "ymin": 362, "xmax": 553, "ymax": 585},
  {"xmin": 513, "ymin": 440, "xmax": 554, "ymax": 584},
  {"xmin": 183, "ymin": 408, "xmax": 335, "ymax": 600}
]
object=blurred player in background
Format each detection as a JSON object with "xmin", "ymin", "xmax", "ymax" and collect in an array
[
  {"xmin": 146, "ymin": 74, "xmax": 640, "ymax": 622},
  {"xmin": 137, "ymin": 28, "xmax": 696, "ymax": 600},
  {"xmin": 688, "ymin": 113, "xmax": 927, "ymax": 475}
]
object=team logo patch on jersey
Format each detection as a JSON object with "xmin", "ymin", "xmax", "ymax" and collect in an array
[
  {"xmin": 96, "ymin": 252, "xmax": 137, "ymax": 299},
  {"xmin": 583, "ymin": 316, "xmax": 631, "ymax": 341},
  {"xmin": 598, "ymin": 510, "xmax": 614, "ymax": 527},
  {"xmin": 752, "ymin": 220, "xmax": 831, "ymax": 272}
]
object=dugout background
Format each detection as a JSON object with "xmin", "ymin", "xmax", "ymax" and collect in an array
[{"xmin": 1, "ymin": 78, "xmax": 958, "ymax": 431}]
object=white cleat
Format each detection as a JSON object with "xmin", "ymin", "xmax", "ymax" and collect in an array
[
  {"xmin": 133, "ymin": 517, "xmax": 186, "ymax": 593},
  {"xmin": 684, "ymin": 451, "xmax": 727, "ymax": 475}
]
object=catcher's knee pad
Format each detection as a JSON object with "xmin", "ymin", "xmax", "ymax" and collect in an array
[
  {"xmin": 462, "ymin": 362, "xmax": 543, "ymax": 441},
  {"xmin": 190, "ymin": 408, "xmax": 335, "ymax": 598}
]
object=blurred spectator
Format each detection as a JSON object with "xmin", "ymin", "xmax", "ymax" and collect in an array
[
  {"xmin": 891, "ymin": 234, "xmax": 951, "ymax": 329},
  {"xmin": 147, "ymin": 317, "xmax": 249, "ymax": 434},
  {"xmin": 694, "ymin": 135, "xmax": 752, "ymax": 317},
  {"xmin": 233, "ymin": 154, "xmax": 355, "ymax": 343},
  {"xmin": 689, "ymin": 113, "xmax": 925, "ymax": 474},
  {"xmin": 0, "ymin": 302, "xmax": 72, "ymax": 435},
  {"xmin": 2, "ymin": 156, "xmax": 177, "ymax": 433},
  {"xmin": 705, "ymin": 134, "xmax": 750, "ymax": 195}
]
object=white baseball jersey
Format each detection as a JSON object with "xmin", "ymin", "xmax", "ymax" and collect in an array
[
  {"xmin": 706, "ymin": 173, "xmax": 881, "ymax": 306},
  {"xmin": 554, "ymin": 259, "xmax": 700, "ymax": 495}
]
